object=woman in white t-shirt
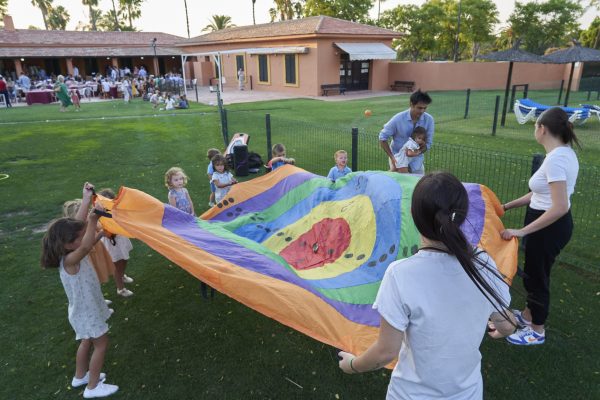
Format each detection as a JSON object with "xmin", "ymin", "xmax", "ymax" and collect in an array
[
  {"xmin": 501, "ymin": 107, "xmax": 579, "ymax": 346},
  {"xmin": 338, "ymin": 172, "xmax": 516, "ymax": 400}
]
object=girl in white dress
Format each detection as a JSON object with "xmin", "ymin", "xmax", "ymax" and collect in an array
[{"xmin": 42, "ymin": 204, "xmax": 119, "ymax": 398}]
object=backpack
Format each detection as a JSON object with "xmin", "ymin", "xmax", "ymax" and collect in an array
[{"xmin": 247, "ymin": 152, "xmax": 263, "ymax": 172}]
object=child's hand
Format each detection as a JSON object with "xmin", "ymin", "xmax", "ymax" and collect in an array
[
  {"xmin": 82, "ymin": 182, "xmax": 95, "ymax": 199},
  {"xmin": 231, "ymin": 178, "xmax": 238, "ymax": 185}
]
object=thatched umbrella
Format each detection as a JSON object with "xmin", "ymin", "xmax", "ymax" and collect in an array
[
  {"xmin": 478, "ymin": 39, "xmax": 545, "ymax": 126},
  {"xmin": 542, "ymin": 40, "xmax": 600, "ymax": 107}
]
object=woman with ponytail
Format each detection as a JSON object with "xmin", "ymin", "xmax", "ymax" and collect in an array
[
  {"xmin": 338, "ymin": 172, "xmax": 515, "ymax": 399},
  {"xmin": 501, "ymin": 107, "xmax": 579, "ymax": 346}
]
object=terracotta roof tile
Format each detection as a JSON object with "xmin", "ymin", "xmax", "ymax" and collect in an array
[
  {"xmin": 0, "ymin": 46, "xmax": 181, "ymax": 58},
  {"xmin": 0, "ymin": 29, "xmax": 183, "ymax": 46},
  {"xmin": 178, "ymin": 16, "xmax": 401, "ymax": 46}
]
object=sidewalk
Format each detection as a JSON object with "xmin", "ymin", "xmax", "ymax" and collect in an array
[{"xmin": 184, "ymin": 85, "xmax": 406, "ymax": 105}]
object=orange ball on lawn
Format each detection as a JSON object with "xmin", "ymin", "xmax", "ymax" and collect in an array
[{"xmin": 364, "ymin": 109, "xmax": 372, "ymax": 117}]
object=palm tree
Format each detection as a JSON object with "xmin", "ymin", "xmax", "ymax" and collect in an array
[
  {"xmin": 119, "ymin": 0, "xmax": 143, "ymax": 30},
  {"xmin": 31, "ymin": 0, "xmax": 53, "ymax": 29},
  {"xmin": 252, "ymin": 0, "xmax": 256, "ymax": 25},
  {"xmin": 47, "ymin": 5, "xmax": 70, "ymax": 30},
  {"xmin": 377, "ymin": 0, "xmax": 386, "ymax": 22},
  {"xmin": 202, "ymin": 15, "xmax": 235, "ymax": 32},
  {"xmin": 81, "ymin": 0, "xmax": 99, "ymax": 30},
  {"xmin": 184, "ymin": 0, "xmax": 190, "ymax": 37},
  {"xmin": 110, "ymin": 0, "xmax": 119, "ymax": 29}
]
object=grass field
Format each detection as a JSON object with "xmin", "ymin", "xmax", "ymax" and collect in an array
[{"xmin": 1, "ymin": 93, "xmax": 599, "ymax": 400}]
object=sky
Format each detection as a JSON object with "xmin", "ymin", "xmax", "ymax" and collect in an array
[{"xmin": 5, "ymin": 0, "xmax": 598, "ymax": 39}]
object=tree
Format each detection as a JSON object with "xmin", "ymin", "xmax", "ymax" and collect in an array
[
  {"xmin": 47, "ymin": 5, "xmax": 70, "ymax": 30},
  {"xmin": 110, "ymin": 0, "xmax": 119, "ymax": 29},
  {"xmin": 458, "ymin": 0, "xmax": 499, "ymax": 60},
  {"xmin": 509, "ymin": 0, "xmax": 583, "ymax": 54},
  {"xmin": 202, "ymin": 15, "xmax": 235, "ymax": 32},
  {"xmin": 31, "ymin": 0, "xmax": 53, "ymax": 30},
  {"xmin": 377, "ymin": 0, "xmax": 386, "ymax": 22},
  {"xmin": 0, "ymin": 0, "xmax": 8, "ymax": 17},
  {"xmin": 98, "ymin": 9, "xmax": 125, "ymax": 31},
  {"xmin": 580, "ymin": 17, "xmax": 600, "ymax": 49},
  {"xmin": 379, "ymin": 2, "xmax": 445, "ymax": 61},
  {"xmin": 81, "ymin": 0, "xmax": 99, "ymax": 30},
  {"xmin": 119, "ymin": 0, "xmax": 144, "ymax": 30},
  {"xmin": 303, "ymin": 0, "xmax": 373, "ymax": 23},
  {"xmin": 494, "ymin": 26, "xmax": 516, "ymax": 50},
  {"xmin": 184, "ymin": 0, "xmax": 190, "ymax": 37},
  {"xmin": 252, "ymin": 0, "xmax": 256, "ymax": 24},
  {"xmin": 585, "ymin": 0, "xmax": 600, "ymax": 47},
  {"xmin": 269, "ymin": 0, "xmax": 300, "ymax": 21}
]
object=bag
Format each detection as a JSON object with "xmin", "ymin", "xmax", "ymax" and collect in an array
[
  {"xmin": 233, "ymin": 145, "xmax": 249, "ymax": 177},
  {"xmin": 247, "ymin": 152, "xmax": 263, "ymax": 170}
]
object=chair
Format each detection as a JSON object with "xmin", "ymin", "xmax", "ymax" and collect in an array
[
  {"xmin": 582, "ymin": 104, "xmax": 600, "ymax": 122},
  {"xmin": 514, "ymin": 98, "xmax": 590, "ymax": 125}
]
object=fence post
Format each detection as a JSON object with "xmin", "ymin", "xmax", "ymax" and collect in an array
[
  {"xmin": 221, "ymin": 108, "xmax": 229, "ymax": 147},
  {"xmin": 464, "ymin": 88, "xmax": 471, "ymax": 119},
  {"xmin": 587, "ymin": 91, "xmax": 591, "ymax": 101},
  {"xmin": 531, "ymin": 153, "xmax": 545, "ymax": 175},
  {"xmin": 492, "ymin": 95, "xmax": 500, "ymax": 136},
  {"xmin": 557, "ymin": 80, "xmax": 564, "ymax": 104},
  {"xmin": 509, "ymin": 84, "xmax": 517, "ymax": 114},
  {"xmin": 523, "ymin": 84, "xmax": 529, "ymax": 99},
  {"xmin": 351, "ymin": 127, "xmax": 359, "ymax": 172},
  {"xmin": 266, "ymin": 113, "xmax": 272, "ymax": 161}
]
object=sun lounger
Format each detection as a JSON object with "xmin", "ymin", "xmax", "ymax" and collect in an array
[
  {"xmin": 582, "ymin": 104, "xmax": 600, "ymax": 122},
  {"xmin": 514, "ymin": 98, "xmax": 591, "ymax": 125}
]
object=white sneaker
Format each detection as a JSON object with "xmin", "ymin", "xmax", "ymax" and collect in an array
[
  {"xmin": 122, "ymin": 274, "xmax": 134, "ymax": 284},
  {"xmin": 83, "ymin": 382, "xmax": 119, "ymax": 398},
  {"xmin": 117, "ymin": 288, "xmax": 134, "ymax": 297},
  {"xmin": 71, "ymin": 371, "xmax": 106, "ymax": 388}
]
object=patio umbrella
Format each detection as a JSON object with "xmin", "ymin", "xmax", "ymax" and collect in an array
[
  {"xmin": 478, "ymin": 39, "xmax": 545, "ymax": 126},
  {"xmin": 542, "ymin": 40, "xmax": 600, "ymax": 107}
]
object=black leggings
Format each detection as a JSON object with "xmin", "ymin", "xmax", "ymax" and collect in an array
[{"xmin": 523, "ymin": 207, "xmax": 573, "ymax": 325}]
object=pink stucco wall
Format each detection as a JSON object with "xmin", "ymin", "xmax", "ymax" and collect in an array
[{"xmin": 389, "ymin": 61, "xmax": 583, "ymax": 91}]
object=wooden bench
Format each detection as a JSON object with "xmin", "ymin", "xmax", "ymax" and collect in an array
[
  {"xmin": 390, "ymin": 80, "xmax": 415, "ymax": 92},
  {"xmin": 321, "ymin": 84, "xmax": 346, "ymax": 96}
]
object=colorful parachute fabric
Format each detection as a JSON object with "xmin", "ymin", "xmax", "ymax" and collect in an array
[{"xmin": 98, "ymin": 165, "xmax": 517, "ymax": 355}]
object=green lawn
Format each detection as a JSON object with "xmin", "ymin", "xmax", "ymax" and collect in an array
[{"xmin": 1, "ymin": 94, "xmax": 599, "ymax": 399}]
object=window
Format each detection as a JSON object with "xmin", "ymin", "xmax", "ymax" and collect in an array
[
  {"xmin": 257, "ymin": 54, "xmax": 270, "ymax": 84},
  {"xmin": 284, "ymin": 54, "xmax": 298, "ymax": 86}
]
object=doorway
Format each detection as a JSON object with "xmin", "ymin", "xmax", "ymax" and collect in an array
[{"xmin": 339, "ymin": 55, "xmax": 370, "ymax": 91}]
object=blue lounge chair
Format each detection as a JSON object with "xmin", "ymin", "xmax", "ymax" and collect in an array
[
  {"xmin": 582, "ymin": 104, "xmax": 600, "ymax": 122},
  {"xmin": 514, "ymin": 98, "xmax": 591, "ymax": 125}
]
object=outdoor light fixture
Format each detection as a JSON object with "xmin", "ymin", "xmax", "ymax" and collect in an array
[
  {"xmin": 20, "ymin": 58, "xmax": 24, "ymax": 61},
  {"xmin": 106, "ymin": 57, "xmax": 110, "ymax": 60},
  {"xmin": 141, "ymin": 56, "xmax": 144, "ymax": 60}
]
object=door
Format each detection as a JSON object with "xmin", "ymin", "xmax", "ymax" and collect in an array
[{"xmin": 339, "ymin": 55, "xmax": 370, "ymax": 91}]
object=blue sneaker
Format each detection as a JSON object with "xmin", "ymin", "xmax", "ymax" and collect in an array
[
  {"xmin": 506, "ymin": 326, "xmax": 545, "ymax": 346},
  {"xmin": 513, "ymin": 309, "xmax": 532, "ymax": 327}
]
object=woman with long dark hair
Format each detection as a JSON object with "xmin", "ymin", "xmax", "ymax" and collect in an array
[
  {"xmin": 338, "ymin": 172, "xmax": 515, "ymax": 399},
  {"xmin": 501, "ymin": 107, "xmax": 579, "ymax": 346}
]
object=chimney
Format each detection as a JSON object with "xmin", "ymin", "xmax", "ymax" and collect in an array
[{"xmin": 3, "ymin": 15, "xmax": 15, "ymax": 31}]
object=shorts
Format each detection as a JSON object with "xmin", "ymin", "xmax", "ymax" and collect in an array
[{"xmin": 210, "ymin": 182, "xmax": 216, "ymax": 193}]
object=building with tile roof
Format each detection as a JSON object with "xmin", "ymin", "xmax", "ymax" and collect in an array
[
  {"xmin": 0, "ymin": 15, "xmax": 183, "ymax": 80},
  {"xmin": 177, "ymin": 16, "xmax": 402, "ymax": 96}
]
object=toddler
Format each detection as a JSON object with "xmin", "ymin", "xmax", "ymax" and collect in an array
[
  {"xmin": 98, "ymin": 188, "xmax": 135, "ymax": 298},
  {"xmin": 165, "ymin": 167, "xmax": 195, "ymax": 215},
  {"xmin": 150, "ymin": 90, "xmax": 160, "ymax": 109},
  {"xmin": 394, "ymin": 127, "xmax": 427, "ymax": 173},
  {"xmin": 211, "ymin": 154, "xmax": 237, "ymax": 204},
  {"xmin": 206, "ymin": 148, "xmax": 221, "ymax": 207},
  {"xmin": 41, "ymin": 203, "xmax": 119, "ymax": 398},
  {"xmin": 267, "ymin": 143, "xmax": 295, "ymax": 171},
  {"xmin": 70, "ymin": 89, "xmax": 81, "ymax": 111},
  {"xmin": 327, "ymin": 150, "xmax": 352, "ymax": 182}
]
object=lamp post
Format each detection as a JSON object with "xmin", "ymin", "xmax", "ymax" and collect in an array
[{"xmin": 151, "ymin": 38, "xmax": 159, "ymax": 76}]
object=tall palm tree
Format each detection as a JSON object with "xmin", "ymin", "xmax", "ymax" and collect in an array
[
  {"xmin": 252, "ymin": 0, "xmax": 256, "ymax": 25},
  {"xmin": 31, "ymin": 0, "xmax": 53, "ymax": 29},
  {"xmin": 47, "ymin": 5, "xmax": 70, "ymax": 30},
  {"xmin": 119, "ymin": 0, "xmax": 143, "ymax": 30},
  {"xmin": 377, "ymin": 0, "xmax": 386, "ymax": 22},
  {"xmin": 202, "ymin": 15, "xmax": 235, "ymax": 32},
  {"xmin": 81, "ymin": 0, "xmax": 99, "ymax": 30},
  {"xmin": 110, "ymin": 0, "xmax": 119, "ymax": 29},
  {"xmin": 184, "ymin": 0, "xmax": 190, "ymax": 37}
]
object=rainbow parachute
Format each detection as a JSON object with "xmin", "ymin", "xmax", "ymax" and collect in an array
[{"xmin": 98, "ymin": 166, "xmax": 517, "ymax": 355}]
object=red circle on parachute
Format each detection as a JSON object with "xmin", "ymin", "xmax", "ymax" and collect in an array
[{"xmin": 280, "ymin": 218, "xmax": 351, "ymax": 271}]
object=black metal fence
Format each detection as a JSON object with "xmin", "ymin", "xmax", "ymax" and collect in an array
[{"xmin": 223, "ymin": 108, "xmax": 600, "ymax": 272}]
